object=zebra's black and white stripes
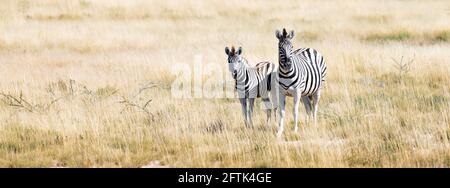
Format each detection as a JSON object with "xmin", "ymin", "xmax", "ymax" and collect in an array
[
  {"xmin": 225, "ymin": 46, "xmax": 278, "ymax": 127},
  {"xmin": 279, "ymin": 47, "xmax": 326, "ymax": 95},
  {"xmin": 275, "ymin": 28, "xmax": 327, "ymax": 137}
]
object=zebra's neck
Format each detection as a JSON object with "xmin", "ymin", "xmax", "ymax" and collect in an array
[
  {"xmin": 236, "ymin": 58, "xmax": 250, "ymax": 82},
  {"xmin": 234, "ymin": 58, "xmax": 252, "ymax": 91},
  {"xmin": 278, "ymin": 55, "xmax": 305, "ymax": 90}
]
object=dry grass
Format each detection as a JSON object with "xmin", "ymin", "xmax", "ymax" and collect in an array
[
  {"xmin": 364, "ymin": 30, "xmax": 450, "ymax": 44},
  {"xmin": 0, "ymin": 0, "xmax": 449, "ymax": 167}
]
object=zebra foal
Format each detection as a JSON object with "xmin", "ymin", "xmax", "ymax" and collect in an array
[{"xmin": 225, "ymin": 46, "xmax": 278, "ymax": 127}]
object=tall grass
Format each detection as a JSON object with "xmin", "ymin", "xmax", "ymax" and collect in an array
[{"xmin": 0, "ymin": 0, "xmax": 449, "ymax": 167}]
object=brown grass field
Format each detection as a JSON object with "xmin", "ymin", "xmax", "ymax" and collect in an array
[{"xmin": 0, "ymin": 0, "xmax": 449, "ymax": 167}]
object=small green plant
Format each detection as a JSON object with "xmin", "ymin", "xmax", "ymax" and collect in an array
[
  {"xmin": 79, "ymin": 0, "xmax": 91, "ymax": 8},
  {"xmin": 96, "ymin": 85, "xmax": 118, "ymax": 98},
  {"xmin": 433, "ymin": 31, "xmax": 449, "ymax": 42},
  {"xmin": 365, "ymin": 31, "xmax": 411, "ymax": 42}
]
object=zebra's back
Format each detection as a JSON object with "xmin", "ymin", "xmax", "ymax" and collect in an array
[
  {"xmin": 237, "ymin": 62, "xmax": 277, "ymax": 99},
  {"xmin": 297, "ymin": 48, "xmax": 326, "ymax": 96}
]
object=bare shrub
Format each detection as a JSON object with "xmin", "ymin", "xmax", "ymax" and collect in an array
[
  {"xmin": 391, "ymin": 55, "xmax": 415, "ymax": 83},
  {"xmin": 119, "ymin": 82, "xmax": 158, "ymax": 121}
]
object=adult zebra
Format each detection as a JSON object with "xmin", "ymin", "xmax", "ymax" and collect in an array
[
  {"xmin": 225, "ymin": 46, "xmax": 278, "ymax": 127},
  {"xmin": 275, "ymin": 28, "xmax": 327, "ymax": 137}
]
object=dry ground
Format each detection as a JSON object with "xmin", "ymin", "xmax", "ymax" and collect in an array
[{"xmin": 0, "ymin": 0, "xmax": 449, "ymax": 167}]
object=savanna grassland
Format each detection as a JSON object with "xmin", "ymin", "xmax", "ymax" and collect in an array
[{"xmin": 0, "ymin": 0, "xmax": 449, "ymax": 167}]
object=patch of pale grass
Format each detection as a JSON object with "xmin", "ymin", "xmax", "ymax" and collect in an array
[{"xmin": 0, "ymin": 0, "xmax": 449, "ymax": 167}]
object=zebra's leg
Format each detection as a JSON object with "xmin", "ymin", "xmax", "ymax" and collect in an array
[
  {"xmin": 239, "ymin": 97, "xmax": 248, "ymax": 127},
  {"xmin": 311, "ymin": 90, "xmax": 321, "ymax": 126},
  {"xmin": 269, "ymin": 86, "xmax": 279, "ymax": 123},
  {"xmin": 262, "ymin": 97, "xmax": 272, "ymax": 127},
  {"xmin": 248, "ymin": 98, "xmax": 255, "ymax": 128},
  {"xmin": 293, "ymin": 91, "xmax": 301, "ymax": 133},
  {"xmin": 309, "ymin": 96, "xmax": 314, "ymax": 124},
  {"xmin": 273, "ymin": 107, "xmax": 278, "ymax": 121},
  {"xmin": 269, "ymin": 85, "xmax": 279, "ymax": 125},
  {"xmin": 302, "ymin": 96, "xmax": 312, "ymax": 126},
  {"xmin": 276, "ymin": 93, "xmax": 286, "ymax": 138},
  {"xmin": 266, "ymin": 109, "xmax": 271, "ymax": 127}
]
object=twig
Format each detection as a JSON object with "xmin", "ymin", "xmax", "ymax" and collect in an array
[
  {"xmin": 41, "ymin": 96, "xmax": 65, "ymax": 111},
  {"xmin": 0, "ymin": 91, "xmax": 65, "ymax": 113},
  {"xmin": 0, "ymin": 92, "xmax": 34, "ymax": 112},
  {"xmin": 391, "ymin": 54, "xmax": 415, "ymax": 82},
  {"xmin": 143, "ymin": 99, "xmax": 153, "ymax": 109},
  {"xmin": 134, "ymin": 82, "xmax": 159, "ymax": 97},
  {"xmin": 119, "ymin": 96, "xmax": 154, "ymax": 119}
]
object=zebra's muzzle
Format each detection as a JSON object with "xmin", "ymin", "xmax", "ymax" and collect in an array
[{"xmin": 280, "ymin": 61, "xmax": 292, "ymax": 70}]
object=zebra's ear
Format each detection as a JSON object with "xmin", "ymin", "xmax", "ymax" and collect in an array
[
  {"xmin": 275, "ymin": 30, "xmax": 282, "ymax": 39},
  {"xmin": 237, "ymin": 47, "xmax": 242, "ymax": 55},
  {"xmin": 225, "ymin": 47, "xmax": 230, "ymax": 56},
  {"xmin": 288, "ymin": 30, "xmax": 295, "ymax": 39}
]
